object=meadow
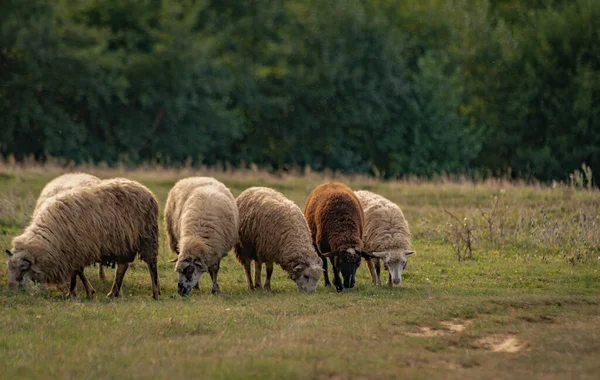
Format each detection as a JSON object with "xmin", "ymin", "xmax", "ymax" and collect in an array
[{"xmin": 0, "ymin": 163, "xmax": 599, "ymax": 379}]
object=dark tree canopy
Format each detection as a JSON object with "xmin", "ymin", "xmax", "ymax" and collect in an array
[{"xmin": 1, "ymin": 0, "xmax": 598, "ymax": 181}]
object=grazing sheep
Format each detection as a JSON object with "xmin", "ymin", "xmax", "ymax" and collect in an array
[
  {"xmin": 164, "ymin": 177, "xmax": 238, "ymax": 296},
  {"xmin": 354, "ymin": 190, "xmax": 415, "ymax": 286},
  {"xmin": 235, "ymin": 187, "xmax": 323, "ymax": 292},
  {"xmin": 304, "ymin": 182, "xmax": 364, "ymax": 292},
  {"xmin": 32, "ymin": 172, "xmax": 105, "ymax": 298},
  {"xmin": 5, "ymin": 178, "xmax": 160, "ymax": 299}
]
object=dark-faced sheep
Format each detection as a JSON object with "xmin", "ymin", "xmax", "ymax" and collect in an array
[
  {"xmin": 164, "ymin": 177, "xmax": 238, "ymax": 296},
  {"xmin": 235, "ymin": 187, "xmax": 323, "ymax": 292},
  {"xmin": 32, "ymin": 172, "xmax": 104, "ymax": 298},
  {"xmin": 304, "ymin": 182, "xmax": 365, "ymax": 292},
  {"xmin": 354, "ymin": 190, "xmax": 415, "ymax": 286},
  {"xmin": 6, "ymin": 178, "xmax": 160, "ymax": 299}
]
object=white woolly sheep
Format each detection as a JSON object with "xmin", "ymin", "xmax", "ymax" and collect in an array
[
  {"xmin": 164, "ymin": 177, "xmax": 239, "ymax": 296},
  {"xmin": 354, "ymin": 190, "xmax": 415, "ymax": 286},
  {"xmin": 6, "ymin": 178, "xmax": 160, "ymax": 299},
  {"xmin": 235, "ymin": 187, "xmax": 323, "ymax": 292},
  {"xmin": 32, "ymin": 172, "xmax": 105, "ymax": 297}
]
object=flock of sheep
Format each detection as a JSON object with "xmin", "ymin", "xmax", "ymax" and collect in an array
[{"xmin": 5, "ymin": 173, "xmax": 415, "ymax": 298}]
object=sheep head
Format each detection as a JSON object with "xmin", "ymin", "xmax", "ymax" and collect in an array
[
  {"xmin": 291, "ymin": 258, "xmax": 323, "ymax": 292},
  {"xmin": 6, "ymin": 249, "xmax": 45, "ymax": 289},
  {"xmin": 174, "ymin": 256, "xmax": 207, "ymax": 296},
  {"xmin": 364, "ymin": 249, "xmax": 415, "ymax": 285},
  {"xmin": 323, "ymin": 248, "xmax": 362, "ymax": 289}
]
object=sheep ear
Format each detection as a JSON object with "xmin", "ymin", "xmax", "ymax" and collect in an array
[
  {"xmin": 403, "ymin": 250, "xmax": 416, "ymax": 256},
  {"xmin": 370, "ymin": 251, "xmax": 387, "ymax": 258},
  {"xmin": 361, "ymin": 251, "xmax": 374, "ymax": 258},
  {"xmin": 5, "ymin": 249, "xmax": 12, "ymax": 257},
  {"xmin": 193, "ymin": 258, "xmax": 208, "ymax": 272},
  {"xmin": 31, "ymin": 262, "xmax": 42, "ymax": 274}
]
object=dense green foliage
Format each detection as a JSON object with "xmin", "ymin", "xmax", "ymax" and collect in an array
[{"xmin": 1, "ymin": 0, "xmax": 598, "ymax": 180}]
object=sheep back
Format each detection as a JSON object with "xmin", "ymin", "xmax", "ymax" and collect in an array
[
  {"xmin": 164, "ymin": 177, "xmax": 238, "ymax": 267},
  {"xmin": 33, "ymin": 173, "xmax": 101, "ymax": 219},
  {"xmin": 235, "ymin": 187, "xmax": 322, "ymax": 276},
  {"xmin": 354, "ymin": 190, "xmax": 411, "ymax": 252},
  {"xmin": 304, "ymin": 182, "xmax": 364, "ymax": 254},
  {"xmin": 11, "ymin": 178, "xmax": 159, "ymax": 284}
]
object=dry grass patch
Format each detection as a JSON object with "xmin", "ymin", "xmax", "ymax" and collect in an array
[
  {"xmin": 476, "ymin": 334, "xmax": 526, "ymax": 353},
  {"xmin": 405, "ymin": 319, "xmax": 473, "ymax": 337}
]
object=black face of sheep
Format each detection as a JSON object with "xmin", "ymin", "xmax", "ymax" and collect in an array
[
  {"xmin": 337, "ymin": 254, "xmax": 360, "ymax": 290},
  {"xmin": 324, "ymin": 248, "xmax": 361, "ymax": 291}
]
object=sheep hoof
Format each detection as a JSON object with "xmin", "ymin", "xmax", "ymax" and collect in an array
[
  {"xmin": 211, "ymin": 286, "xmax": 220, "ymax": 295},
  {"xmin": 67, "ymin": 291, "xmax": 77, "ymax": 299},
  {"xmin": 106, "ymin": 291, "xmax": 118, "ymax": 298},
  {"xmin": 264, "ymin": 285, "xmax": 272, "ymax": 292}
]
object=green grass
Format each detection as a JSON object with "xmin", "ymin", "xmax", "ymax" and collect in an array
[{"xmin": 1, "ymin": 166, "xmax": 599, "ymax": 379}]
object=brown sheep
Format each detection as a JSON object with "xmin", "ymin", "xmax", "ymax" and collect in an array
[
  {"xmin": 354, "ymin": 190, "xmax": 415, "ymax": 286},
  {"xmin": 5, "ymin": 178, "xmax": 160, "ymax": 299},
  {"xmin": 164, "ymin": 177, "xmax": 238, "ymax": 296},
  {"xmin": 235, "ymin": 187, "xmax": 323, "ymax": 292},
  {"xmin": 32, "ymin": 172, "xmax": 105, "ymax": 298},
  {"xmin": 304, "ymin": 182, "xmax": 365, "ymax": 292}
]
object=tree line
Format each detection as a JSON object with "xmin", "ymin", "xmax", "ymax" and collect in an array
[{"xmin": 1, "ymin": 0, "xmax": 598, "ymax": 181}]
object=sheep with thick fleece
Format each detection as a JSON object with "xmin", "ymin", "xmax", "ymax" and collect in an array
[
  {"xmin": 305, "ymin": 182, "xmax": 364, "ymax": 292},
  {"xmin": 6, "ymin": 178, "xmax": 160, "ymax": 299},
  {"xmin": 32, "ymin": 172, "xmax": 104, "ymax": 297},
  {"xmin": 235, "ymin": 187, "xmax": 323, "ymax": 292},
  {"xmin": 354, "ymin": 190, "xmax": 415, "ymax": 286},
  {"xmin": 164, "ymin": 177, "xmax": 238, "ymax": 296}
]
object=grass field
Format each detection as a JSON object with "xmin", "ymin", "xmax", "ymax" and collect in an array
[{"xmin": 1, "ymin": 163, "xmax": 599, "ymax": 379}]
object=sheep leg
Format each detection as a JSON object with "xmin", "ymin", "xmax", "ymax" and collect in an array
[
  {"xmin": 387, "ymin": 272, "xmax": 393, "ymax": 287},
  {"xmin": 264, "ymin": 261, "xmax": 274, "ymax": 291},
  {"xmin": 107, "ymin": 262, "xmax": 129, "ymax": 298},
  {"xmin": 209, "ymin": 263, "xmax": 221, "ymax": 295},
  {"xmin": 146, "ymin": 260, "xmax": 160, "ymax": 299},
  {"xmin": 331, "ymin": 256, "xmax": 344, "ymax": 292},
  {"xmin": 374, "ymin": 258, "xmax": 382, "ymax": 286},
  {"xmin": 365, "ymin": 258, "xmax": 378, "ymax": 285},
  {"xmin": 253, "ymin": 260, "xmax": 263, "ymax": 289},
  {"xmin": 68, "ymin": 271, "xmax": 78, "ymax": 298},
  {"xmin": 242, "ymin": 258, "xmax": 254, "ymax": 291},
  {"xmin": 77, "ymin": 269, "xmax": 96, "ymax": 299},
  {"xmin": 321, "ymin": 255, "xmax": 331, "ymax": 287}
]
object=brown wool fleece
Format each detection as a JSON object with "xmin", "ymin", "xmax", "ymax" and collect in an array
[
  {"xmin": 9, "ymin": 178, "xmax": 159, "ymax": 284},
  {"xmin": 164, "ymin": 177, "xmax": 238, "ymax": 269},
  {"xmin": 235, "ymin": 187, "xmax": 322, "ymax": 280},
  {"xmin": 304, "ymin": 182, "xmax": 364, "ymax": 257}
]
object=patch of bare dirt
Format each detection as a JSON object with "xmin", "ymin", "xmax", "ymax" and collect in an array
[
  {"xmin": 476, "ymin": 334, "xmax": 526, "ymax": 353},
  {"xmin": 405, "ymin": 319, "xmax": 473, "ymax": 337}
]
